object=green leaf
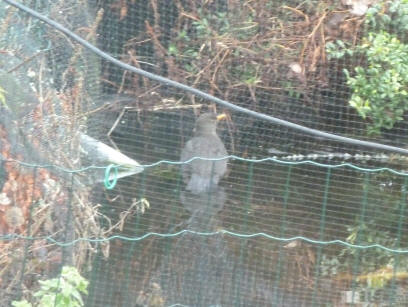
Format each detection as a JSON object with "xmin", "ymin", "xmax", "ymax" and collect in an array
[
  {"xmin": 0, "ymin": 86, "xmax": 9, "ymax": 110},
  {"xmin": 11, "ymin": 301, "xmax": 32, "ymax": 307},
  {"xmin": 168, "ymin": 44, "xmax": 178, "ymax": 56}
]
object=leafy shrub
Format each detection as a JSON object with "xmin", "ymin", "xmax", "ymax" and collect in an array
[
  {"xmin": 12, "ymin": 266, "xmax": 88, "ymax": 307},
  {"xmin": 327, "ymin": 0, "xmax": 408, "ymax": 135}
]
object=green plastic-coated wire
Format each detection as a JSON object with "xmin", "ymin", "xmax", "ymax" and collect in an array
[
  {"xmin": 104, "ymin": 164, "xmax": 118, "ymax": 189},
  {"xmin": 2, "ymin": 155, "xmax": 408, "ymax": 188},
  {"xmin": 273, "ymin": 165, "xmax": 293, "ymax": 303},
  {"xmin": 351, "ymin": 172, "xmax": 370, "ymax": 303},
  {"xmin": 312, "ymin": 168, "xmax": 332, "ymax": 305},
  {"xmin": 3, "ymin": 230, "xmax": 408, "ymax": 253},
  {"xmin": 389, "ymin": 176, "xmax": 408, "ymax": 304}
]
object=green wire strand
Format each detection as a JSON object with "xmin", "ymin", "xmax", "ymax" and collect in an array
[
  {"xmin": 389, "ymin": 176, "xmax": 408, "ymax": 304},
  {"xmin": 17, "ymin": 166, "xmax": 38, "ymax": 301},
  {"xmin": 2, "ymin": 155, "xmax": 408, "ymax": 190},
  {"xmin": 312, "ymin": 168, "xmax": 332, "ymax": 305},
  {"xmin": 233, "ymin": 161, "xmax": 254, "ymax": 306},
  {"xmin": 351, "ymin": 172, "xmax": 370, "ymax": 303},
  {"xmin": 272, "ymin": 165, "xmax": 292, "ymax": 303},
  {"xmin": 3, "ymin": 155, "xmax": 408, "ymax": 178},
  {"xmin": 123, "ymin": 169, "xmax": 146, "ymax": 306},
  {"xmin": 3, "ymin": 229, "xmax": 408, "ymax": 253}
]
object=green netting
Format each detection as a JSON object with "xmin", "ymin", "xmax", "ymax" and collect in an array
[{"xmin": 1, "ymin": 0, "xmax": 408, "ymax": 306}]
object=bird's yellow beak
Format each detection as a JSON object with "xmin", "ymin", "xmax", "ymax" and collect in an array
[{"xmin": 216, "ymin": 113, "xmax": 227, "ymax": 121}]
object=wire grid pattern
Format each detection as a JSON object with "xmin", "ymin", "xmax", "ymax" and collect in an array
[{"xmin": 1, "ymin": 0, "xmax": 408, "ymax": 306}]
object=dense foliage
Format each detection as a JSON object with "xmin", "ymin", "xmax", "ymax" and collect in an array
[{"xmin": 327, "ymin": 0, "xmax": 408, "ymax": 135}]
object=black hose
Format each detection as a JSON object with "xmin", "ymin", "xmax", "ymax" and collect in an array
[{"xmin": 4, "ymin": 0, "xmax": 408, "ymax": 155}]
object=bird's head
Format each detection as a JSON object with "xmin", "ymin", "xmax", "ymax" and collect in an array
[{"xmin": 194, "ymin": 112, "xmax": 226, "ymax": 136}]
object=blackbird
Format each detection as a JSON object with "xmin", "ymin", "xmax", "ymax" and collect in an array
[{"xmin": 180, "ymin": 113, "xmax": 228, "ymax": 194}]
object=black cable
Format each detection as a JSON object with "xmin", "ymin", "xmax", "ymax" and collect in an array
[{"xmin": 4, "ymin": 0, "xmax": 408, "ymax": 155}]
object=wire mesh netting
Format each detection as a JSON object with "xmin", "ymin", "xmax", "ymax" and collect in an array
[{"xmin": 1, "ymin": 0, "xmax": 408, "ymax": 306}]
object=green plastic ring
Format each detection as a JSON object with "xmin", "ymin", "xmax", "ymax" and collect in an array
[{"xmin": 104, "ymin": 164, "xmax": 118, "ymax": 189}]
